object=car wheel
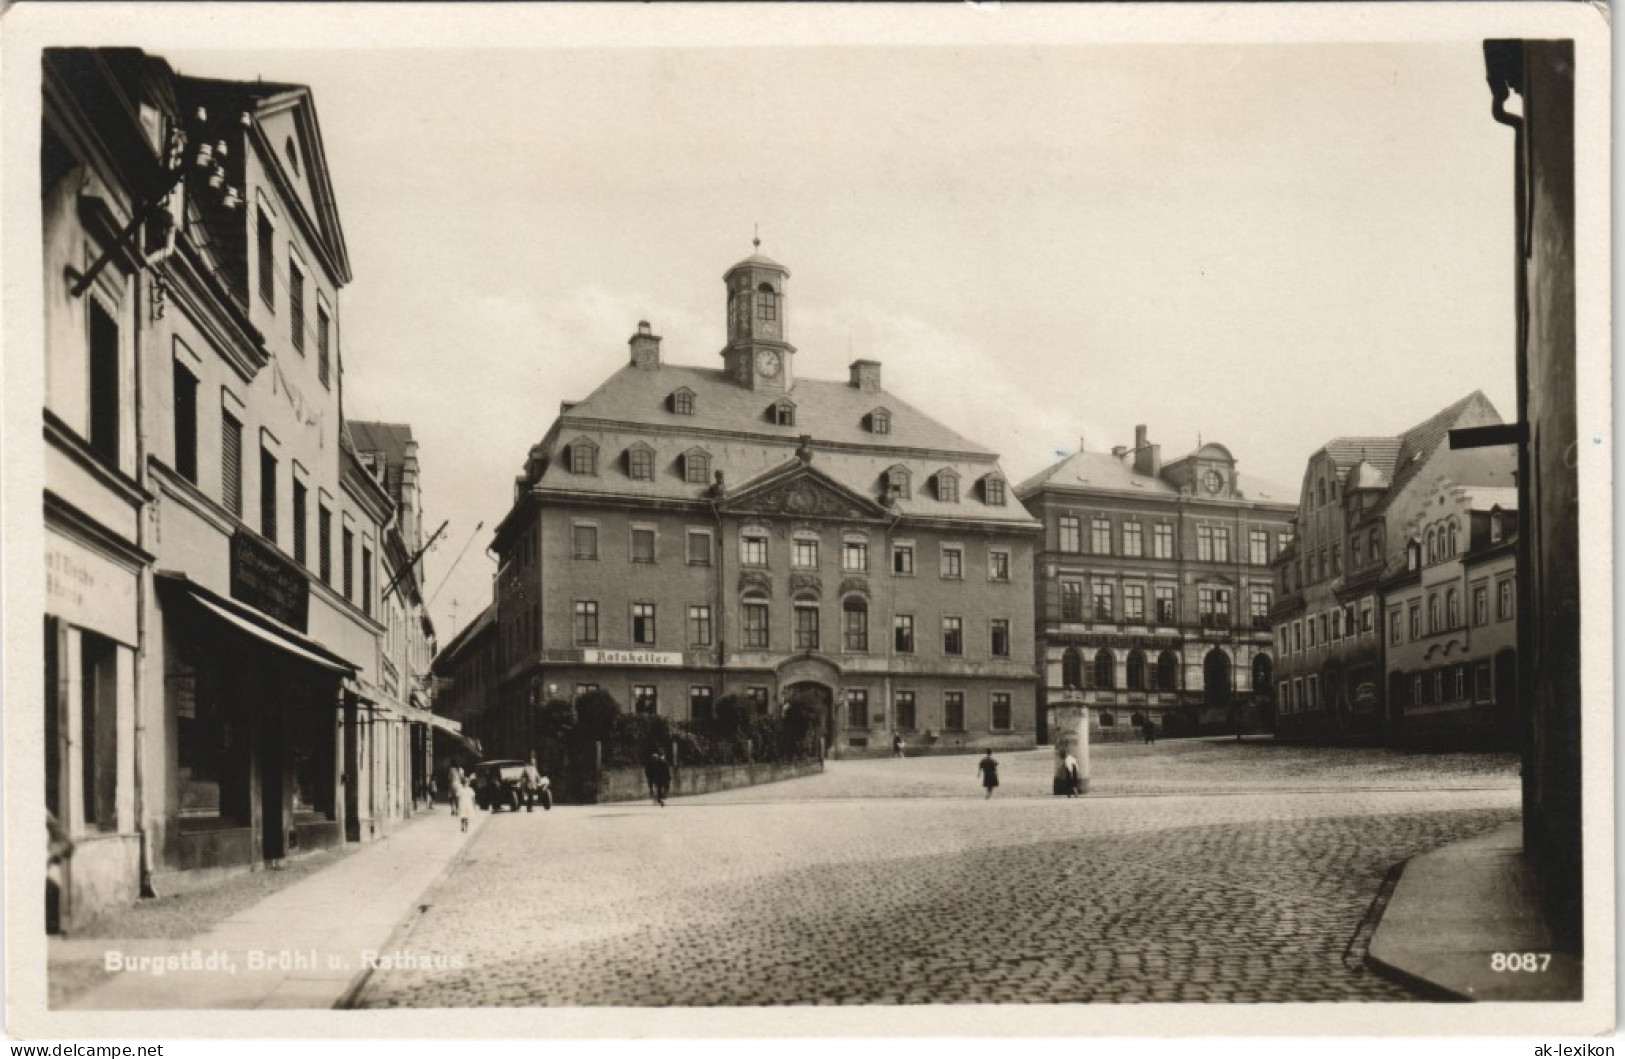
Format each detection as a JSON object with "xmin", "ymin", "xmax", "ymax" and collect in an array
[{"xmin": 507, "ymin": 790, "xmax": 520, "ymax": 813}]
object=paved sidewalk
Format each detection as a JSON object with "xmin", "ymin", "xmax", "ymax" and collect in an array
[
  {"xmin": 58, "ymin": 809, "xmax": 487, "ymax": 1010},
  {"xmin": 1368, "ymin": 821, "xmax": 1582, "ymax": 1001}
]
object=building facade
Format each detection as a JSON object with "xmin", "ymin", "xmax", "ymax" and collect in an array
[
  {"xmin": 1270, "ymin": 391, "xmax": 1516, "ymax": 742},
  {"xmin": 41, "ymin": 49, "xmax": 429, "ymax": 926},
  {"xmin": 476, "ymin": 251, "xmax": 1041, "ymax": 757},
  {"xmin": 1380, "ymin": 482, "xmax": 1517, "ymax": 746},
  {"xmin": 1017, "ymin": 427, "xmax": 1296, "ymax": 741}
]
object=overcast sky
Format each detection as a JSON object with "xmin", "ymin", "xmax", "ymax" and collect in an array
[{"xmin": 161, "ymin": 33, "xmax": 1519, "ymax": 640}]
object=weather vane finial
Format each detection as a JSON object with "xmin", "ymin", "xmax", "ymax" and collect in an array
[{"xmin": 753, "ymin": 223, "xmax": 760, "ymax": 251}]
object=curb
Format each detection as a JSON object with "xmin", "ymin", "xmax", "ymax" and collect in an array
[{"xmin": 332, "ymin": 811, "xmax": 490, "ymax": 1009}]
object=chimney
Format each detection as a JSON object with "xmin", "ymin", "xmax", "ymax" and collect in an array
[
  {"xmin": 1078, "ymin": 436, "xmax": 1086, "ymax": 454},
  {"xmin": 1132, "ymin": 424, "xmax": 1161, "ymax": 478},
  {"xmin": 629, "ymin": 320, "xmax": 661, "ymax": 369},
  {"xmin": 401, "ymin": 436, "xmax": 421, "ymax": 553},
  {"xmin": 849, "ymin": 359, "xmax": 882, "ymax": 393}
]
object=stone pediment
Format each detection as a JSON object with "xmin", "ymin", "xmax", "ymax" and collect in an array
[{"xmin": 721, "ymin": 465, "xmax": 887, "ymax": 522}]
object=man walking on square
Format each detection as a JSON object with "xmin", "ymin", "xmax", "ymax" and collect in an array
[{"xmin": 645, "ymin": 750, "xmax": 672, "ymax": 807}]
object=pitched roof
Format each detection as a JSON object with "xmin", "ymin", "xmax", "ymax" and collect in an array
[
  {"xmin": 1015, "ymin": 449, "xmax": 1295, "ymax": 507},
  {"xmin": 1379, "ymin": 391, "xmax": 1497, "ymax": 508},
  {"xmin": 1322, "ymin": 438, "xmax": 1403, "ymax": 483},
  {"xmin": 525, "ymin": 363, "xmax": 1036, "ymax": 529},
  {"xmin": 348, "ymin": 420, "xmax": 414, "ymax": 505}
]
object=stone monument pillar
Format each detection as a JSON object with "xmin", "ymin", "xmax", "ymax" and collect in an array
[{"xmin": 1048, "ymin": 689, "xmax": 1090, "ymax": 795}]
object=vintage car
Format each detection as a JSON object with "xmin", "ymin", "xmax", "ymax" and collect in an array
[{"xmin": 471, "ymin": 759, "xmax": 551, "ymax": 812}]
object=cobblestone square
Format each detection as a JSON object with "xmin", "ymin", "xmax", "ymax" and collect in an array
[{"xmin": 356, "ymin": 741, "xmax": 1520, "ymax": 1007}]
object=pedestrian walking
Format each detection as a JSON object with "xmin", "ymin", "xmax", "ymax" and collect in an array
[
  {"xmin": 1143, "ymin": 719, "xmax": 1156, "ymax": 745},
  {"xmin": 1063, "ymin": 752, "xmax": 1081, "ymax": 797},
  {"xmin": 447, "ymin": 764, "xmax": 464, "ymax": 816},
  {"xmin": 645, "ymin": 750, "xmax": 672, "ymax": 807},
  {"xmin": 456, "ymin": 780, "xmax": 477, "ymax": 832},
  {"xmin": 521, "ymin": 756, "xmax": 543, "ymax": 812},
  {"xmin": 892, "ymin": 734, "xmax": 904, "ymax": 758},
  {"xmin": 977, "ymin": 749, "xmax": 1000, "ymax": 798}
]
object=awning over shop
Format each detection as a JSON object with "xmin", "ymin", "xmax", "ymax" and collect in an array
[{"xmin": 160, "ymin": 573, "xmax": 357, "ymax": 675}]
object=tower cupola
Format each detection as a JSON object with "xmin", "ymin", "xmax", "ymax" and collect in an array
[{"xmin": 721, "ymin": 237, "xmax": 795, "ymax": 392}]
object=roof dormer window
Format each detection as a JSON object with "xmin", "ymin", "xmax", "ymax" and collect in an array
[
  {"xmin": 982, "ymin": 474, "xmax": 1007, "ymax": 506},
  {"xmin": 771, "ymin": 399, "xmax": 796, "ymax": 427},
  {"xmin": 935, "ymin": 469, "xmax": 960, "ymax": 504},
  {"xmin": 867, "ymin": 408, "xmax": 891, "ymax": 435},
  {"xmin": 626, "ymin": 443, "xmax": 655, "ymax": 481},
  {"xmin": 670, "ymin": 388, "xmax": 695, "ymax": 416},
  {"xmin": 885, "ymin": 465, "xmax": 912, "ymax": 501},
  {"xmin": 568, "ymin": 437, "xmax": 598, "ymax": 476},
  {"xmin": 683, "ymin": 447, "xmax": 712, "ymax": 485}
]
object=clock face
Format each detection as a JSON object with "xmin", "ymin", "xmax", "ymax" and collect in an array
[
  {"xmin": 755, "ymin": 349, "xmax": 781, "ymax": 377},
  {"xmin": 1203, "ymin": 469, "xmax": 1224, "ymax": 493}
]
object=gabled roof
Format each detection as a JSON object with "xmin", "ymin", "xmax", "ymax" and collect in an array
[
  {"xmin": 1015, "ymin": 449, "xmax": 1295, "ymax": 507},
  {"xmin": 1321, "ymin": 439, "xmax": 1403, "ymax": 483},
  {"xmin": 348, "ymin": 420, "xmax": 414, "ymax": 505},
  {"xmin": 1378, "ymin": 391, "xmax": 1497, "ymax": 509}
]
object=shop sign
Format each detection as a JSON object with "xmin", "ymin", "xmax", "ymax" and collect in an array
[
  {"xmin": 230, "ymin": 531, "xmax": 309, "ymax": 631},
  {"xmin": 581, "ymin": 648, "xmax": 683, "ymax": 667},
  {"xmin": 46, "ymin": 533, "xmax": 137, "ymax": 645}
]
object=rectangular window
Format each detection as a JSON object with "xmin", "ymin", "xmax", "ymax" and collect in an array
[
  {"xmin": 1294, "ymin": 678, "xmax": 1305, "ymax": 710},
  {"xmin": 1250, "ymin": 589, "xmax": 1271, "ymax": 629},
  {"xmin": 793, "ymin": 538, "xmax": 820, "ymax": 569},
  {"xmin": 1292, "ymin": 621, "xmax": 1302, "ymax": 652},
  {"xmin": 991, "ymin": 619, "xmax": 1010, "ymax": 657},
  {"xmin": 632, "ymin": 602, "xmax": 657, "ymax": 645},
  {"xmin": 794, "ymin": 604, "xmax": 820, "ymax": 651},
  {"xmin": 1474, "ymin": 661, "xmax": 1493, "ymax": 704},
  {"xmin": 846, "ymin": 689, "xmax": 869, "ymax": 728},
  {"xmin": 937, "ymin": 474, "xmax": 959, "ymax": 503},
  {"xmin": 361, "ymin": 544, "xmax": 373, "ymax": 617},
  {"xmin": 79, "ymin": 632, "xmax": 119, "ymax": 831},
  {"xmin": 292, "ymin": 480, "xmax": 307, "ymax": 565},
  {"xmin": 687, "ymin": 604, "xmax": 712, "ymax": 647},
  {"xmin": 1307, "ymin": 675, "xmax": 1319, "ymax": 710},
  {"xmin": 318, "ymin": 504, "xmax": 332, "ymax": 584},
  {"xmin": 843, "ymin": 602, "xmax": 868, "ymax": 652},
  {"xmin": 1122, "ymin": 521, "xmax": 1144, "ymax": 558},
  {"xmin": 342, "ymin": 527, "xmax": 354, "ymax": 600},
  {"xmin": 742, "ymin": 601, "xmax": 769, "ymax": 649},
  {"xmin": 1154, "ymin": 585, "xmax": 1176, "ymax": 624},
  {"xmin": 1061, "ymin": 581, "xmax": 1084, "ymax": 622},
  {"xmin": 690, "ymin": 686, "xmax": 715, "ymax": 723},
  {"xmin": 747, "ymin": 686, "xmax": 770, "ymax": 714},
  {"xmin": 742, "ymin": 535, "xmax": 768, "ymax": 567},
  {"xmin": 1453, "ymin": 666, "xmax": 1467, "ymax": 701},
  {"xmin": 1306, "ymin": 616, "xmax": 1316, "ymax": 648},
  {"xmin": 1091, "ymin": 583, "xmax": 1113, "ymax": 621},
  {"xmin": 628, "ymin": 448, "xmax": 654, "ymax": 480},
  {"xmin": 684, "ymin": 451, "xmax": 709, "ymax": 483},
  {"xmin": 1362, "ymin": 603, "xmax": 1374, "ymax": 632},
  {"xmin": 940, "ymin": 546, "xmax": 963, "ymax": 579},
  {"xmin": 573, "ymin": 601, "xmax": 599, "ymax": 644},
  {"xmin": 1473, "ymin": 585, "xmax": 1489, "ymax": 626},
  {"xmin": 1197, "ymin": 525, "xmax": 1214, "ymax": 561},
  {"xmin": 317, "ymin": 305, "xmax": 331, "ymax": 388},
  {"xmin": 631, "ymin": 527, "xmax": 656, "ymax": 563},
  {"xmin": 221, "ymin": 410, "xmax": 243, "ymax": 516},
  {"xmin": 988, "ymin": 549, "xmax": 1010, "ymax": 581},
  {"xmin": 257, "ymin": 208, "xmax": 275, "ymax": 307},
  {"xmin": 1351, "ymin": 535, "xmax": 1363, "ymax": 567},
  {"xmin": 942, "ymin": 617, "xmax": 963, "ymax": 656},
  {"xmin": 894, "ymin": 614, "xmax": 915, "ymax": 653},
  {"xmin": 1331, "ymin": 544, "xmax": 1342, "ymax": 575},
  {"xmin": 1152, "ymin": 523, "xmax": 1174, "ymax": 559},
  {"xmin": 633, "ymin": 685, "xmax": 657, "ymax": 715},
  {"xmin": 1124, "ymin": 584, "xmax": 1146, "ymax": 621},
  {"xmin": 944, "ymin": 692, "xmax": 965, "ymax": 732},
  {"xmin": 88, "ymin": 302, "xmax": 123, "ymax": 465},
  {"xmin": 1249, "ymin": 529, "xmax": 1270, "ymax": 565},
  {"xmin": 1059, "ymin": 515, "xmax": 1082, "ymax": 553},
  {"xmin": 687, "ymin": 530, "xmax": 711, "ymax": 566},
  {"xmin": 173, "ymin": 359, "xmax": 198, "ymax": 483},
  {"xmin": 991, "ymin": 693, "xmax": 1012, "ymax": 731},
  {"xmin": 1090, "ymin": 517, "xmax": 1112, "ymax": 555},
  {"xmin": 1497, "ymin": 580, "xmax": 1514, "ymax": 620},
  {"xmin": 1319, "ymin": 613, "xmax": 1330, "ymax": 643},
  {"xmin": 289, "ymin": 258, "xmax": 305, "ymax": 353},
  {"xmin": 1214, "ymin": 527, "xmax": 1231, "ymax": 562},
  {"xmin": 842, "ymin": 540, "xmax": 869, "ymax": 572},
  {"xmin": 575, "ymin": 683, "xmax": 599, "ymax": 700},
  {"xmin": 573, "ymin": 524, "xmax": 599, "ymax": 559},
  {"xmin": 1279, "ymin": 624, "xmax": 1290, "ymax": 654},
  {"xmin": 260, "ymin": 445, "xmax": 278, "ymax": 543},
  {"xmin": 895, "ymin": 691, "xmax": 916, "ymax": 730},
  {"xmin": 984, "ymin": 477, "xmax": 1006, "ymax": 506},
  {"xmin": 1279, "ymin": 680, "xmax": 1291, "ymax": 712},
  {"xmin": 1409, "ymin": 604, "xmax": 1421, "ymax": 641},
  {"xmin": 1332, "ymin": 609, "xmax": 1343, "ymax": 640},
  {"xmin": 892, "ymin": 543, "xmax": 914, "ymax": 575}
]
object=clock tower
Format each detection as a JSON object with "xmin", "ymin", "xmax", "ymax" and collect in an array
[{"xmin": 721, "ymin": 242, "xmax": 795, "ymax": 393}]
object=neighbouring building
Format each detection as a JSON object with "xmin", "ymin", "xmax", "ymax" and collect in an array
[
  {"xmin": 1379, "ymin": 482, "xmax": 1517, "ymax": 746},
  {"xmin": 428, "ymin": 603, "xmax": 495, "ymax": 775},
  {"xmin": 1017, "ymin": 427, "xmax": 1296, "ymax": 742},
  {"xmin": 1270, "ymin": 391, "xmax": 1515, "ymax": 743},
  {"xmin": 350, "ymin": 421, "xmax": 449, "ymax": 821},
  {"xmin": 477, "ymin": 248, "xmax": 1041, "ymax": 757},
  {"xmin": 41, "ymin": 48, "xmax": 428, "ymax": 926}
]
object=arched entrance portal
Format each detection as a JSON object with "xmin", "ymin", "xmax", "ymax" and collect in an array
[
  {"xmin": 1204, "ymin": 648, "xmax": 1233, "ymax": 730},
  {"xmin": 785, "ymin": 680, "xmax": 834, "ymax": 756}
]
